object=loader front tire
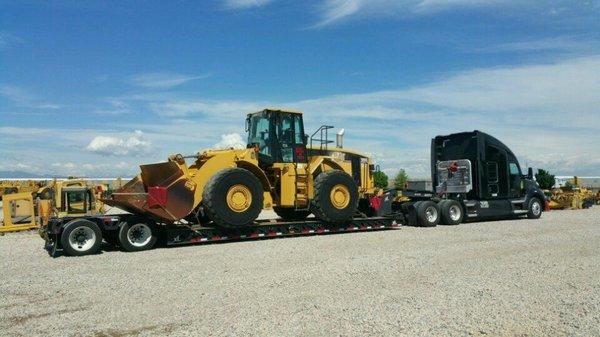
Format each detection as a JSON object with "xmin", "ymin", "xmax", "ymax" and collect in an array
[
  {"xmin": 311, "ymin": 170, "xmax": 358, "ymax": 223},
  {"xmin": 203, "ymin": 168, "xmax": 264, "ymax": 228}
]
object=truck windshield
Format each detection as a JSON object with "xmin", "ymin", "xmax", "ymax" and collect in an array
[{"xmin": 247, "ymin": 112, "xmax": 272, "ymax": 157}]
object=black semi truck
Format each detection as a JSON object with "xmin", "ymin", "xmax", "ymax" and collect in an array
[{"xmin": 402, "ymin": 130, "xmax": 547, "ymax": 226}]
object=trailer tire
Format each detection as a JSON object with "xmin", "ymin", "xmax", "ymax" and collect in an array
[
  {"xmin": 527, "ymin": 197, "xmax": 543, "ymax": 219},
  {"xmin": 415, "ymin": 200, "xmax": 440, "ymax": 227},
  {"xmin": 311, "ymin": 170, "xmax": 358, "ymax": 223},
  {"xmin": 273, "ymin": 207, "xmax": 311, "ymax": 221},
  {"xmin": 118, "ymin": 220, "xmax": 157, "ymax": 252},
  {"xmin": 203, "ymin": 168, "xmax": 264, "ymax": 228},
  {"xmin": 61, "ymin": 219, "xmax": 102, "ymax": 256},
  {"xmin": 440, "ymin": 200, "xmax": 463, "ymax": 225}
]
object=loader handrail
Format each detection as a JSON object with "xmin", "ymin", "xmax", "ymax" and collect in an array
[{"xmin": 310, "ymin": 125, "xmax": 334, "ymax": 150}]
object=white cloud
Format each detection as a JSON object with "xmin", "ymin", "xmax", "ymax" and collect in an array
[
  {"xmin": 129, "ymin": 72, "xmax": 209, "ymax": 89},
  {"xmin": 213, "ymin": 133, "xmax": 246, "ymax": 149},
  {"xmin": 0, "ymin": 85, "xmax": 61, "ymax": 110},
  {"xmin": 478, "ymin": 36, "xmax": 597, "ymax": 53},
  {"xmin": 0, "ymin": 31, "xmax": 23, "ymax": 49},
  {"xmin": 224, "ymin": 0, "xmax": 275, "ymax": 9},
  {"xmin": 312, "ymin": 0, "xmax": 507, "ymax": 27},
  {"xmin": 148, "ymin": 100, "xmax": 262, "ymax": 117},
  {"xmin": 86, "ymin": 130, "xmax": 152, "ymax": 156}
]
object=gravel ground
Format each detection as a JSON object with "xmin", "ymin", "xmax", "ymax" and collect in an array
[{"xmin": 1, "ymin": 208, "xmax": 599, "ymax": 337}]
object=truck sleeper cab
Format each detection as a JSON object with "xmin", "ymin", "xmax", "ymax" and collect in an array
[{"xmin": 431, "ymin": 130, "xmax": 546, "ymax": 222}]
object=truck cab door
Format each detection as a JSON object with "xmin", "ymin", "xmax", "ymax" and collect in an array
[{"xmin": 508, "ymin": 162, "xmax": 523, "ymax": 198}]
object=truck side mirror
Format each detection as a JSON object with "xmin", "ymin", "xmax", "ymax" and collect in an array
[{"xmin": 527, "ymin": 167, "xmax": 534, "ymax": 180}]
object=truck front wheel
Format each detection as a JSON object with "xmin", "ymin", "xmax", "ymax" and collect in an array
[
  {"xmin": 527, "ymin": 197, "xmax": 543, "ymax": 219},
  {"xmin": 61, "ymin": 220, "xmax": 102, "ymax": 256},
  {"xmin": 118, "ymin": 220, "xmax": 157, "ymax": 252}
]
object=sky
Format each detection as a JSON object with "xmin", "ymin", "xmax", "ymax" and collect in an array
[{"xmin": 1, "ymin": 0, "xmax": 599, "ymax": 179}]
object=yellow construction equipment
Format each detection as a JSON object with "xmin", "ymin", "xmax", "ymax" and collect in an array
[
  {"xmin": 547, "ymin": 176, "xmax": 598, "ymax": 210},
  {"xmin": 1, "ymin": 178, "xmax": 105, "ymax": 233},
  {"xmin": 105, "ymin": 108, "xmax": 377, "ymax": 228},
  {"xmin": 0, "ymin": 180, "xmax": 46, "ymax": 199}
]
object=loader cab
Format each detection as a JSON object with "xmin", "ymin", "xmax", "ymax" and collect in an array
[{"xmin": 246, "ymin": 109, "xmax": 307, "ymax": 167}]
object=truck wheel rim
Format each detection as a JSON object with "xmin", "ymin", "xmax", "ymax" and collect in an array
[
  {"xmin": 128, "ymin": 223, "xmax": 152, "ymax": 247},
  {"xmin": 68, "ymin": 227, "xmax": 96, "ymax": 252},
  {"xmin": 532, "ymin": 201, "xmax": 541, "ymax": 216},
  {"xmin": 226, "ymin": 184, "xmax": 252, "ymax": 213},
  {"xmin": 449, "ymin": 205, "xmax": 461, "ymax": 221},
  {"xmin": 330, "ymin": 184, "xmax": 350, "ymax": 209},
  {"xmin": 425, "ymin": 206, "xmax": 438, "ymax": 222}
]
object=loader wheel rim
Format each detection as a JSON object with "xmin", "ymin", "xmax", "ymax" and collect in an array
[
  {"xmin": 68, "ymin": 227, "xmax": 96, "ymax": 252},
  {"xmin": 449, "ymin": 205, "xmax": 462, "ymax": 221},
  {"xmin": 330, "ymin": 184, "xmax": 351, "ymax": 210},
  {"xmin": 127, "ymin": 223, "xmax": 152, "ymax": 247},
  {"xmin": 226, "ymin": 184, "xmax": 252, "ymax": 213}
]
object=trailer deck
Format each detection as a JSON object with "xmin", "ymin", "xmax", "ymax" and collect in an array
[{"xmin": 42, "ymin": 215, "xmax": 403, "ymax": 257}]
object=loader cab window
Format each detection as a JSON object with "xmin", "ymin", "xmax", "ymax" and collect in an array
[
  {"xmin": 247, "ymin": 111, "xmax": 306, "ymax": 164},
  {"xmin": 277, "ymin": 113, "xmax": 305, "ymax": 162},
  {"xmin": 247, "ymin": 112, "xmax": 273, "ymax": 160}
]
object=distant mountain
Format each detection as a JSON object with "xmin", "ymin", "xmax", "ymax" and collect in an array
[{"xmin": 0, "ymin": 171, "xmax": 49, "ymax": 179}]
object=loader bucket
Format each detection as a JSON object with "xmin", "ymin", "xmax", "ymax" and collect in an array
[{"xmin": 103, "ymin": 161, "xmax": 196, "ymax": 222}]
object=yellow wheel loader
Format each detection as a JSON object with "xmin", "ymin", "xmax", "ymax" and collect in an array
[{"xmin": 105, "ymin": 108, "xmax": 376, "ymax": 228}]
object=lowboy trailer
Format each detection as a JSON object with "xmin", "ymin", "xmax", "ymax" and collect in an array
[{"xmin": 41, "ymin": 211, "xmax": 405, "ymax": 257}]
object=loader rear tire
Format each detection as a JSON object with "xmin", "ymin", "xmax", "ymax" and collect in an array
[
  {"xmin": 273, "ymin": 207, "xmax": 311, "ymax": 221},
  {"xmin": 311, "ymin": 170, "xmax": 358, "ymax": 223},
  {"xmin": 203, "ymin": 168, "xmax": 264, "ymax": 228}
]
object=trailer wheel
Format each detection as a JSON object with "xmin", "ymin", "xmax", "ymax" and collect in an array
[
  {"xmin": 415, "ymin": 200, "xmax": 440, "ymax": 227},
  {"xmin": 440, "ymin": 200, "xmax": 463, "ymax": 225},
  {"xmin": 118, "ymin": 220, "xmax": 157, "ymax": 252},
  {"xmin": 203, "ymin": 168, "xmax": 264, "ymax": 228},
  {"xmin": 273, "ymin": 207, "xmax": 311, "ymax": 221},
  {"xmin": 311, "ymin": 170, "xmax": 358, "ymax": 223},
  {"xmin": 61, "ymin": 219, "xmax": 102, "ymax": 256},
  {"xmin": 527, "ymin": 197, "xmax": 543, "ymax": 219}
]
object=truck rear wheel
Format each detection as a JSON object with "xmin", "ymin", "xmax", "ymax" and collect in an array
[
  {"xmin": 202, "ymin": 168, "xmax": 264, "ymax": 228},
  {"xmin": 439, "ymin": 200, "xmax": 463, "ymax": 225},
  {"xmin": 311, "ymin": 170, "xmax": 358, "ymax": 223},
  {"xmin": 118, "ymin": 220, "xmax": 157, "ymax": 252},
  {"xmin": 415, "ymin": 200, "xmax": 440, "ymax": 227},
  {"xmin": 61, "ymin": 219, "xmax": 102, "ymax": 256},
  {"xmin": 273, "ymin": 207, "xmax": 311, "ymax": 221},
  {"xmin": 527, "ymin": 197, "xmax": 543, "ymax": 219}
]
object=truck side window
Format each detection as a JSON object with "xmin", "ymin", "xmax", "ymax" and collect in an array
[{"xmin": 509, "ymin": 162, "xmax": 519, "ymax": 175}]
